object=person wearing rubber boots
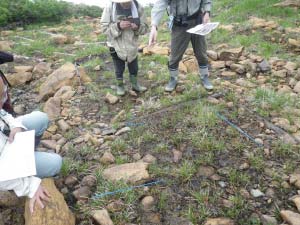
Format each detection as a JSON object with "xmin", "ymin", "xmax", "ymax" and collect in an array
[
  {"xmin": 149, "ymin": 0, "xmax": 213, "ymax": 92},
  {"xmin": 101, "ymin": 0, "xmax": 148, "ymax": 96}
]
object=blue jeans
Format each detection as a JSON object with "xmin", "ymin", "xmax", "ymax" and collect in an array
[{"xmin": 17, "ymin": 111, "xmax": 62, "ymax": 178}]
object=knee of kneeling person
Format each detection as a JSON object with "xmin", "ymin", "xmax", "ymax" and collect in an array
[{"xmin": 50, "ymin": 154, "xmax": 63, "ymax": 176}]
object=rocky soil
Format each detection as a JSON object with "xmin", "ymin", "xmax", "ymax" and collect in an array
[{"xmin": 0, "ymin": 1, "xmax": 300, "ymax": 225}]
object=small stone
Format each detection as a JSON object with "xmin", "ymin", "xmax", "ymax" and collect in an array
[
  {"xmin": 100, "ymin": 152, "xmax": 115, "ymax": 165},
  {"xmin": 218, "ymin": 181, "xmax": 227, "ymax": 188},
  {"xmin": 105, "ymin": 93, "xmax": 119, "ymax": 104},
  {"xmin": 173, "ymin": 149, "xmax": 182, "ymax": 163},
  {"xmin": 81, "ymin": 175, "xmax": 97, "ymax": 188},
  {"xmin": 133, "ymin": 153, "xmax": 141, "ymax": 160},
  {"xmin": 115, "ymin": 127, "xmax": 131, "ymax": 136},
  {"xmin": 141, "ymin": 196, "xmax": 155, "ymax": 211},
  {"xmin": 57, "ymin": 119, "xmax": 70, "ymax": 132},
  {"xmin": 72, "ymin": 186, "xmax": 91, "ymax": 201},
  {"xmin": 142, "ymin": 154, "xmax": 157, "ymax": 164},
  {"xmin": 92, "ymin": 209, "xmax": 114, "ymax": 225},
  {"xmin": 64, "ymin": 175, "xmax": 78, "ymax": 187},
  {"xmin": 106, "ymin": 200, "xmax": 124, "ymax": 212},
  {"xmin": 14, "ymin": 104, "xmax": 25, "ymax": 115},
  {"xmin": 251, "ymin": 189, "xmax": 265, "ymax": 198},
  {"xmin": 198, "ymin": 166, "xmax": 215, "ymax": 177},
  {"xmin": 258, "ymin": 59, "xmax": 271, "ymax": 72},
  {"xmin": 260, "ymin": 214, "xmax": 277, "ymax": 225}
]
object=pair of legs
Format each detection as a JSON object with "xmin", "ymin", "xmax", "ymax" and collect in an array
[
  {"xmin": 17, "ymin": 111, "xmax": 62, "ymax": 178},
  {"xmin": 110, "ymin": 47, "xmax": 147, "ymax": 96},
  {"xmin": 166, "ymin": 18, "xmax": 213, "ymax": 92}
]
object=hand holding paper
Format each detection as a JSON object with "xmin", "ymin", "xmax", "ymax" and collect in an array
[{"xmin": 187, "ymin": 22, "xmax": 220, "ymax": 36}]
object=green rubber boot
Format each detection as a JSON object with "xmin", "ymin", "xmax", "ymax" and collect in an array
[
  {"xmin": 165, "ymin": 70, "xmax": 178, "ymax": 92},
  {"xmin": 130, "ymin": 75, "xmax": 147, "ymax": 92},
  {"xmin": 116, "ymin": 80, "xmax": 125, "ymax": 96}
]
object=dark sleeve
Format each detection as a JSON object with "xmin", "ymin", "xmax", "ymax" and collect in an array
[{"xmin": 0, "ymin": 51, "xmax": 14, "ymax": 65}]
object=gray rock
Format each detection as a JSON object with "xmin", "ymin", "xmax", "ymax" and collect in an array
[{"xmin": 258, "ymin": 59, "xmax": 271, "ymax": 72}]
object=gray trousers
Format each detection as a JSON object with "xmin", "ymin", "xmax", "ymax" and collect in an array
[{"xmin": 169, "ymin": 18, "xmax": 208, "ymax": 71}]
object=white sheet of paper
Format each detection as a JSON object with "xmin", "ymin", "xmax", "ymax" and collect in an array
[
  {"xmin": 187, "ymin": 22, "xmax": 220, "ymax": 36},
  {"xmin": 0, "ymin": 130, "xmax": 36, "ymax": 182}
]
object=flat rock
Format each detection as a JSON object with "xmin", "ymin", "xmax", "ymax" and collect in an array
[
  {"xmin": 143, "ymin": 45, "xmax": 170, "ymax": 56},
  {"xmin": 280, "ymin": 210, "xmax": 300, "ymax": 225},
  {"xmin": 211, "ymin": 61, "xmax": 226, "ymax": 69},
  {"xmin": 6, "ymin": 72, "xmax": 33, "ymax": 86},
  {"xmin": 103, "ymin": 162, "xmax": 149, "ymax": 183},
  {"xmin": 207, "ymin": 50, "xmax": 219, "ymax": 60},
  {"xmin": 43, "ymin": 97, "xmax": 61, "ymax": 121},
  {"xmin": 204, "ymin": 218, "xmax": 235, "ymax": 225},
  {"xmin": 38, "ymin": 62, "xmax": 91, "ymax": 101},
  {"xmin": 24, "ymin": 178, "xmax": 75, "ymax": 225},
  {"xmin": 219, "ymin": 47, "xmax": 244, "ymax": 61},
  {"xmin": 292, "ymin": 196, "xmax": 300, "ymax": 213},
  {"xmin": 54, "ymin": 86, "xmax": 75, "ymax": 101},
  {"xmin": 92, "ymin": 209, "xmax": 114, "ymax": 225},
  {"xmin": 40, "ymin": 140, "xmax": 57, "ymax": 150},
  {"xmin": 230, "ymin": 64, "xmax": 245, "ymax": 74}
]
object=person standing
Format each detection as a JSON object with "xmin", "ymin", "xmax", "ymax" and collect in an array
[
  {"xmin": 101, "ymin": 0, "xmax": 148, "ymax": 96},
  {"xmin": 149, "ymin": 0, "xmax": 214, "ymax": 92}
]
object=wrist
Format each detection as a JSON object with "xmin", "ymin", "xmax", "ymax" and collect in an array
[
  {"xmin": 204, "ymin": 11, "xmax": 211, "ymax": 16},
  {"xmin": 152, "ymin": 25, "xmax": 158, "ymax": 31}
]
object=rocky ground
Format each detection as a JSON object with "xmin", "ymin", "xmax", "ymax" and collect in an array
[{"xmin": 0, "ymin": 1, "xmax": 300, "ymax": 225}]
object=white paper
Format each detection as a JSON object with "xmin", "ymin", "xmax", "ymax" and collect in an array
[
  {"xmin": 187, "ymin": 22, "xmax": 220, "ymax": 36},
  {"xmin": 0, "ymin": 130, "xmax": 36, "ymax": 182}
]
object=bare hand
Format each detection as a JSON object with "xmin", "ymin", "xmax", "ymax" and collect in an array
[
  {"xmin": 119, "ymin": 20, "xmax": 131, "ymax": 30},
  {"xmin": 148, "ymin": 26, "xmax": 157, "ymax": 46},
  {"xmin": 202, "ymin": 13, "xmax": 210, "ymax": 24},
  {"xmin": 131, "ymin": 23, "xmax": 139, "ymax": 31},
  {"xmin": 8, "ymin": 127, "xmax": 23, "ymax": 143},
  {"xmin": 29, "ymin": 185, "xmax": 51, "ymax": 214}
]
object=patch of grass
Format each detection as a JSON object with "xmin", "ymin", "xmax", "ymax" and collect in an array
[
  {"xmin": 110, "ymin": 138, "xmax": 128, "ymax": 153},
  {"xmin": 228, "ymin": 168, "xmax": 250, "ymax": 186},
  {"xmin": 153, "ymin": 143, "xmax": 169, "ymax": 154},
  {"xmin": 273, "ymin": 141, "xmax": 294, "ymax": 158},
  {"xmin": 222, "ymin": 194, "xmax": 248, "ymax": 219},
  {"xmin": 177, "ymin": 160, "xmax": 197, "ymax": 182},
  {"xmin": 253, "ymin": 87, "xmax": 292, "ymax": 116},
  {"xmin": 249, "ymin": 154, "xmax": 265, "ymax": 171}
]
